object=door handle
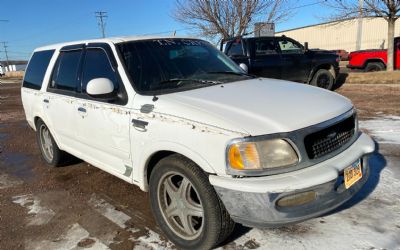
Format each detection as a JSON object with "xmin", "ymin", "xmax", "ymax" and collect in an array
[
  {"xmin": 78, "ymin": 107, "xmax": 86, "ymax": 113},
  {"xmin": 132, "ymin": 119, "xmax": 148, "ymax": 129},
  {"xmin": 43, "ymin": 99, "xmax": 49, "ymax": 103}
]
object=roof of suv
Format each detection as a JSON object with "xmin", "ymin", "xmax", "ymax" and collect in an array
[{"xmin": 34, "ymin": 35, "xmax": 194, "ymax": 52}]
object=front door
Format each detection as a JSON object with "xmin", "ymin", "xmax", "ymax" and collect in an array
[
  {"xmin": 250, "ymin": 38, "xmax": 281, "ymax": 79},
  {"xmin": 74, "ymin": 44, "xmax": 132, "ymax": 178},
  {"xmin": 277, "ymin": 38, "xmax": 310, "ymax": 83}
]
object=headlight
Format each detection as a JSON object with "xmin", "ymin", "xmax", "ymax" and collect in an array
[{"xmin": 227, "ymin": 138, "xmax": 299, "ymax": 172}]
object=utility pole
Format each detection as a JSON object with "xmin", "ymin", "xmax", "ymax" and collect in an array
[
  {"xmin": 356, "ymin": 0, "xmax": 364, "ymax": 51},
  {"xmin": 95, "ymin": 11, "xmax": 108, "ymax": 38},
  {"xmin": 1, "ymin": 42, "xmax": 9, "ymax": 68},
  {"xmin": 0, "ymin": 20, "xmax": 9, "ymax": 72}
]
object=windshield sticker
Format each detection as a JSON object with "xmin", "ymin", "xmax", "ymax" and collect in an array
[{"xmin": 153, "ymin": 39, "xmax": 207, "ymax": 46}]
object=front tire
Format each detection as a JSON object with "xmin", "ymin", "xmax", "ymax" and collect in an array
[
  {"xmin": 310, "ymin": 69, "xmax": 335, "ymax": 90},
  {"xmin": 36, "ymin": 119, "xmax": 65, "ymax": 167},
  {"xmin": 149, "ymin": 155, "xmax": 234, "ymax": 249}
]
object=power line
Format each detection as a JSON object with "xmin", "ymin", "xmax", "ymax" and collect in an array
[
  {"xmin": 0, "ymin": 50, "xmax": 31, "ymax": 55},
  {"xmin": 95, "ymin": 11, "xmax": 108, "ymax": 38},
  {"xmin": 287, "ymin": 0, "xmax": 327, "ymax": 11}
]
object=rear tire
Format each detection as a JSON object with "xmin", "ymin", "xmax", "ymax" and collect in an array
[
  {"xmin": 149, "ymin": 154, "xmax": 235, "ymax": 249},
  {"xmin": 310, "ymin": 69, "xmax": 335, "ymax": 90},
  {"xmin": 365, "ymin": 62, "xmax": 385, "ymax": 72},
  {"xmin": 36, "ymin": 119, "xmax": 65, "ymax": 167}
]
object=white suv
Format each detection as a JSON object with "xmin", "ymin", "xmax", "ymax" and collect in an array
[{"xmin": 21, "ymin": 36, "xmax": 374, "ymax": 249}]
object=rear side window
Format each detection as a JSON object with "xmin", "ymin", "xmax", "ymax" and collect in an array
[
  {"xmin": 255, "ymin": 39, "xmax": 278, "ymax": 56},
  {"xmin": 82, "ymin": 49, "xmax": 118, "ymax": 93},
  {"xmin": 50, "ymin": 50, "xmax": 82, "ymax": 91},
  {"xmin": 23, "ymin": 50, "xmax": 55, "ymax": 90}
]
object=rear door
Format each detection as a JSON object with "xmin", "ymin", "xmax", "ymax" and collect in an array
[
  {"xmin": 249, "ymin": 38, "xmax": 281, "ymax": 79},
  {"xmin": 277, "ymin": 37, "xmax": 310, "ymax": 82},
  {"xmin": 44, "ymin": 45, "xmax": 83, "ymax": 149},
  {"xmin": 74, "ymin": 43, "xmax": 132, "ymax": 178}
]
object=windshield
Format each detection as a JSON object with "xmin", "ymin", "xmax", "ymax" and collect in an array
[{"xmin": 117, "ymin": 38, "xmax": 252, "ymax": 94}]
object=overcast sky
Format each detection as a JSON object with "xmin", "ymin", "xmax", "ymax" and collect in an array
[{"xmin": 0, "ymin": 0, "xmax": 331, "ymax": 60}]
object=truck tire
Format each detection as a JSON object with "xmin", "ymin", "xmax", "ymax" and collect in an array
[
  {"xmin": 310, "ymin": 69, "xmax": 334, "ymax": 90},
  {"xmin": 365, "ymin": 62, "xmax": 385, "ymax": 72},
  {"xmin": 36, "ymin": 119, "xmax": 66, "ymax": 167},
  {"xmin": 149, "ymin": 154, "xmax": 235, "ymax": 249}
]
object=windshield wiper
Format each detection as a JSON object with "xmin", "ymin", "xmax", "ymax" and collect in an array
[
  {"xmin": 206, "ymin": 71, "xmax": 255, "ymax": 77},
  {"xmin": 159, "ymin": 78, "xmax": 222, "ymax": 86}
]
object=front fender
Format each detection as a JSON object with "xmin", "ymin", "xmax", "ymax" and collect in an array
[{"xmin": 134, "ymin": 140, "xmax": 217, "ymax": 191}]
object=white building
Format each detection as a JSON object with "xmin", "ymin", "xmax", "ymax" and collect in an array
[{"xmin": 276, "ymin": 17, "xmax": 400, "ymax": 52}]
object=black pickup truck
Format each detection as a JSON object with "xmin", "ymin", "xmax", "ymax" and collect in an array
[{"xmin": 221, "ymin": 36, "xmax": 340, "ymax": 90}]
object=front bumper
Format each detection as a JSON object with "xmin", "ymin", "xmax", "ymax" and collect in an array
[{"xmin": 210, "ymin": 132, "xmax": 375, "ymax": 228}]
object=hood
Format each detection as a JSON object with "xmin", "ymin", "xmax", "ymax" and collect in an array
[{"xmin": 156, "ymin": 78, "xmax": 353, "ymax": 136}]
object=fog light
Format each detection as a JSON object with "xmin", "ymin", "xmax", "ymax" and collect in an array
[{"xmin": 277, "ymin": 191, "xmax": 317, "ymax": 207}]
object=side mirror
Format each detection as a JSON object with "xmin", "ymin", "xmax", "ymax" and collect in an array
[
  {"xmin": 239, "ymin": 63, "xmax": 248, "ymax": 73},
  {"xmin": 304, "ymin": 42, "xmax": 309, "ymax": 51},
  {"xmin": 86, "ymin": 78, "xmax": 115, "ymax": 98}
]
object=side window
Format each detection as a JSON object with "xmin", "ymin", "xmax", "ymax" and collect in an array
[
  {"xmin": 81, "ymin": 49, "xmax": 118, "ymax": 93},
  {"xmin": 226, "ymin": 41, "xmax": 244, "ymax": 57},
  {"xmin": 50, "ymin": 50, "xmax": 82, "ymax": 91},
  {"xmin": 278, "ymin": 39, "xmax": 303, "ymax": 54},
  {"xmin": 255, "ymin": 39, "xmax": 278, "ymax": 56},
  {"xmin": 23, "ymin": 50, "xmax": 55, "ymax": 90}
]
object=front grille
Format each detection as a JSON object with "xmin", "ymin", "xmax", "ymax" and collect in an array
[{"xmin": 304, "ymin": 115, "xmax": 355, "ymax": 159}]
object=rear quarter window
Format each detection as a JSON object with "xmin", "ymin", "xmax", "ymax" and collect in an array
[{"xmin": 23, "ymin": 50, "xmax": 55, "ymax": 90}]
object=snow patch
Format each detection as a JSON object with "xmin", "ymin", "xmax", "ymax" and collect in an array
[
  {"xmin": 0, "ymin": 174, "xmax": 22, "ymax": 189},
  {"xmin": 130, "ymin": 228, "xmax": 173, "ymax": 250},
  {"xmin": 360, "ymin": 115, "xmax": 400, "ymax": 144},
  {"xmin": 12, "ymin": 194, "xmax": 55, "ymax": 226},
  {"xmin": 229, "ymin": 155, "xmax": 400, "ymax": 249},
  {"xmin": 26, "ymin": 223, "xmax": 109, "ymax": 250},
  {"xmin": 88, "ymin": 194, "xmax": 131, "ymax": 229}
]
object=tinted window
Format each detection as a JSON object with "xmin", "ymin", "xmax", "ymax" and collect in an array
[
  {"xmin": 226, "ymin": 41, "xmax": 244, "ymax": 56},
  {"xmin": 50, "ymin": 50, "xmax": 82, "ymax": 91},
  {"xmin": 255, "ymin": 39, "xmax": 278, "ymax": 56},
  {"xmin": 82, "ymin": 49, "xmax": 118, "ymax": 93},
  {"xmin": 23, "ymin": 50, "xmax": 55, "ymax": 90},
  {"xmin": 278, "ymin": 39, "xmax": 303, "ymax": 54}
]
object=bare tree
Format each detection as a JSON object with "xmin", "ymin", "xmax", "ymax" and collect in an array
[
  {"xmin": 173, "ymin": 0, "xmax": 296, "ymax": 42},
  {"xmin": 324, "ymin": 0, "xmax": 400, "ymax": 71}
]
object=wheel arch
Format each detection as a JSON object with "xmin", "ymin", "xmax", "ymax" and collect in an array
[
  {"xmin": 363, "ymin": 58, "xmax": 386, "ymax": 68},
  {"xmin": 138, "ymin": 143, "xmax": 217, "ymax": 192},
  {"xmin": 33, "ymin": 115, "xmax": 62, "ymax": 149},
  {"xmin": 308, "ymin": 63, "xmax": 336, "ymax": 83}
]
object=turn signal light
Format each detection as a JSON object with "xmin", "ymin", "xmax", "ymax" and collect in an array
[{"xmin": 277, "ymin": 191, "xmax": 317, "ymax": 207}]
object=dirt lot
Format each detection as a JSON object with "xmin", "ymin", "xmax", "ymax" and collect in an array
[{"xmin": 1, "ymin": 78, "xmax": 399, "ymax": 249}]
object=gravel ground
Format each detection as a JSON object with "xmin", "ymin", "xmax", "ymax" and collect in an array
[{"xmin": 0, "ymin": 79, "xmax": 399, "ymax": 250}]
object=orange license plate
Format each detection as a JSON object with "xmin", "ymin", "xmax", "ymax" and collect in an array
[{"xmin": 344, "ymin": 159, "xmax": 362, "ymax": 189}]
